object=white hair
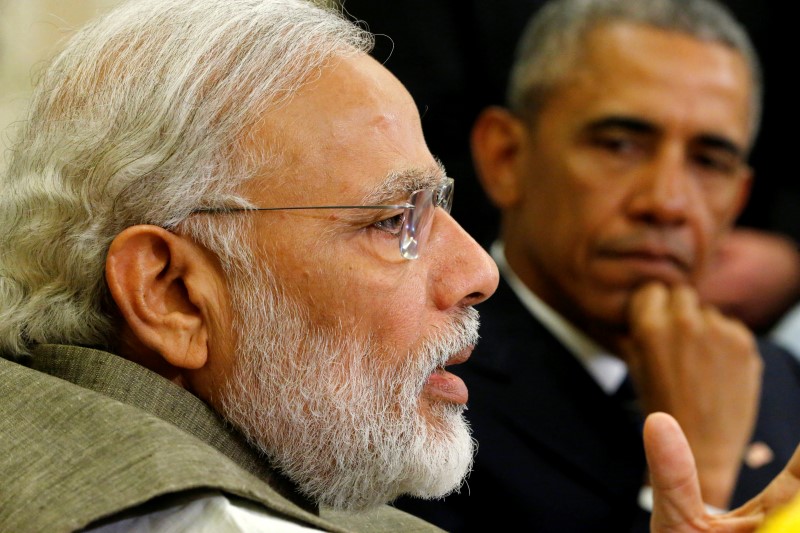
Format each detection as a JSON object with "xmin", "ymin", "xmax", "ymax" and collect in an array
[{"xmin": 0, "ymin": 0, "xmax": 373, "ymax": 354}]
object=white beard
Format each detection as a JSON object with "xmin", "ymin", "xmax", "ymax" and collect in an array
[{"xmin": 218, "ymin": 265, "xmax": 479, "ymax": 510}]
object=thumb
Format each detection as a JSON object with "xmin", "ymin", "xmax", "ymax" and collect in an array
[{"xmin": 646, "ymin": 412, "xmax": 708, "ymax": 531}]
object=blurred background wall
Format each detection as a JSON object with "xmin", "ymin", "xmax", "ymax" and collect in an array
[{"xmin": 0, "ymin": 0, "xmax": 123, "ymax": 169}]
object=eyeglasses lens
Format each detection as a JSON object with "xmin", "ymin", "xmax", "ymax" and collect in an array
[
  {"xmin": 440, "ymin": 180, "xmax": 454, "ymax": 214},
  {"xmin": 399, "ymin": 179, "xmax": 454, "ymax": 260},
  {"xmin": 400, "ymin": 189, "xmax": 433, "ymax": 260}
]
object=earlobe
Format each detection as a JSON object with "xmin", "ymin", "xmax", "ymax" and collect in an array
[
  {"xmin": 471, "ymin": 106, "xmax": 527, "ymax": 209},
  {"xmin": 105, "ymin": 225, "xmax": 210, "ymax": 371}
]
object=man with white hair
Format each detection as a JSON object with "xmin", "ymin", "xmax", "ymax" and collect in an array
[{"xmin": 0, "ymin": 1, "xmax": 797, "ymax": 532}]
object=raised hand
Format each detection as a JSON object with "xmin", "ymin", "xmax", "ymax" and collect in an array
[
  {"xmin": 619, "ymin": 282, "xmax": 762, "ymax": 508},
  {"xmin": 647, "ymin": 412, "xmax": 800, "ymax": 532}
]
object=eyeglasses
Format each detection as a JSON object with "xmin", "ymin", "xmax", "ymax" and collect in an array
[{"xmin": 191, "ymin": 177, "xmax": 454, "ymax": 260}]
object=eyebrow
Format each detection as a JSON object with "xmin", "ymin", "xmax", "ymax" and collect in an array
[
  {"xmin": 361, "ymin": 160, "xmax": 449, "ymax": 206},
  {"xmin": 585, "ymin": 116, "xmax": 656, "ymax": 136},
  {"xmin": 585, "ymin": 116, "xmax": 746, "ymax": 159}
]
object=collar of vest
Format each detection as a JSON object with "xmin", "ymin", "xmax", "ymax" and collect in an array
[
  {"xmin": 27, "ymin": 343, "xmax": 306, "ymax": 503},
  {"xmin": 1, "ymin": 344, "xmax": 442, "ymax": 532}
]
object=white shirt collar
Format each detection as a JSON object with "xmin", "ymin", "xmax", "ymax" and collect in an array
[{"xmin": 490, "ymin": 241, "xmax": 628, "ymax": 395}]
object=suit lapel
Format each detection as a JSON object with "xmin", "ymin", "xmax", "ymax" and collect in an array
[{"xmin": 467, "ymin": 278, "xmax": 645, "ymax": 502}]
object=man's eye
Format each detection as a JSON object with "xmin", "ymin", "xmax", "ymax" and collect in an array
[
  {"xmin": 372, "ymin": 213, "xmax": 405, "ymax": 235},
  {"xmin": 693, "ymin": 151, "xmax": 739, "ymax": 175},
  {"xmin": 593, "ymin": 136, "xmax": 638, "ymax": 154}
]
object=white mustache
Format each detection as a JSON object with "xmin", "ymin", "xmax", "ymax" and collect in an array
[{"xmin": 411, "ymin": 306, "xmax": 480, "ymax": 385}]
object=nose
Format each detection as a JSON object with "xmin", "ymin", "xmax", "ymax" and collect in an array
[
  {"xmin": 428, "ymin": 211, "xmax": 499, "ymax": 310},
  {"xmin": 627, "ymin": 145, "xmax": 692, "ymax": 226}
]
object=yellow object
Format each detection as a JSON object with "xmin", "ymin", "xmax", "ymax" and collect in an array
[{"xmin": 759, "ymin": 494, "xmax": 800, "ymax": 532}]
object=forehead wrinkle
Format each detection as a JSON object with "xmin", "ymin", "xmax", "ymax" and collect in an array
[{"xmin": 361, "ymin": 160, "xmax": 448, "ymax": 205}]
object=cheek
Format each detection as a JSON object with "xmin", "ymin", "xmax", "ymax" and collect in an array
[
  {"xmin": 704, "ymin": 182, "xmax": 746, "ymax": 224},
  {"xmin": 297, "ymin": 257, "xmax": 429, "ymax": 348},
  {"xmin": 525, "ymin": 176, "xmax": 624, "ymax": 256},
  {"xmin": 689, "ymin": 208, "xmax": 731, "ymax": 277},
  {"xmin": 262, "ymin": 220, "xmax": 433, "ymax": 354},
  {"xmin": 692, "ymin": 182, "xmax": 746, "ymax": 255},
  {"xmin": 358, "ymin": 273, "xmax": 429, "ymax": 350},
  {"xmin": 529, "ymin": 146, "xmax": 628, "ymax": 220}
]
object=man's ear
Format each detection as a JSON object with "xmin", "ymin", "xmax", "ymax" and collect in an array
[
  {"xmin": 471, "ymin": 106, "xmax": 527, "ymax": 209},
  {"xmin": 105, "ymin": 225, "xmax": 218, "ymax": 371}
]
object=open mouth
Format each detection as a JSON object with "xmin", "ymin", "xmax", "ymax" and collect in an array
[{"xmin": 423, "ymin": 345, "xmax": 474, "ymax": 405}]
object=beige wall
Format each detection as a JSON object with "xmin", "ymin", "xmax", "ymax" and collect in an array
[{"xmin": 0, "ymin": 0, "xmax": 122, "ymax": 168}]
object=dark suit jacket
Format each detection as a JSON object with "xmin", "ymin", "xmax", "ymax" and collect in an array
[{"xmin": 394, "ymin": 276, "xmax": 800, "ymax": 532}]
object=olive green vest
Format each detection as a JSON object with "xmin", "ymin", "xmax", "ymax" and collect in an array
[{"xmin": 0, "ymin": 345, "xmax": 444, "ymax": 533}]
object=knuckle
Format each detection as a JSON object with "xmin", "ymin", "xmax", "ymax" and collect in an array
[
  {"xmin": 634, "ymin": 313, "xmax": 663, "ymax": 338},
  {"xmin": 673, "ymin": 311, "xmax": 702, "ymax": 336}
]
